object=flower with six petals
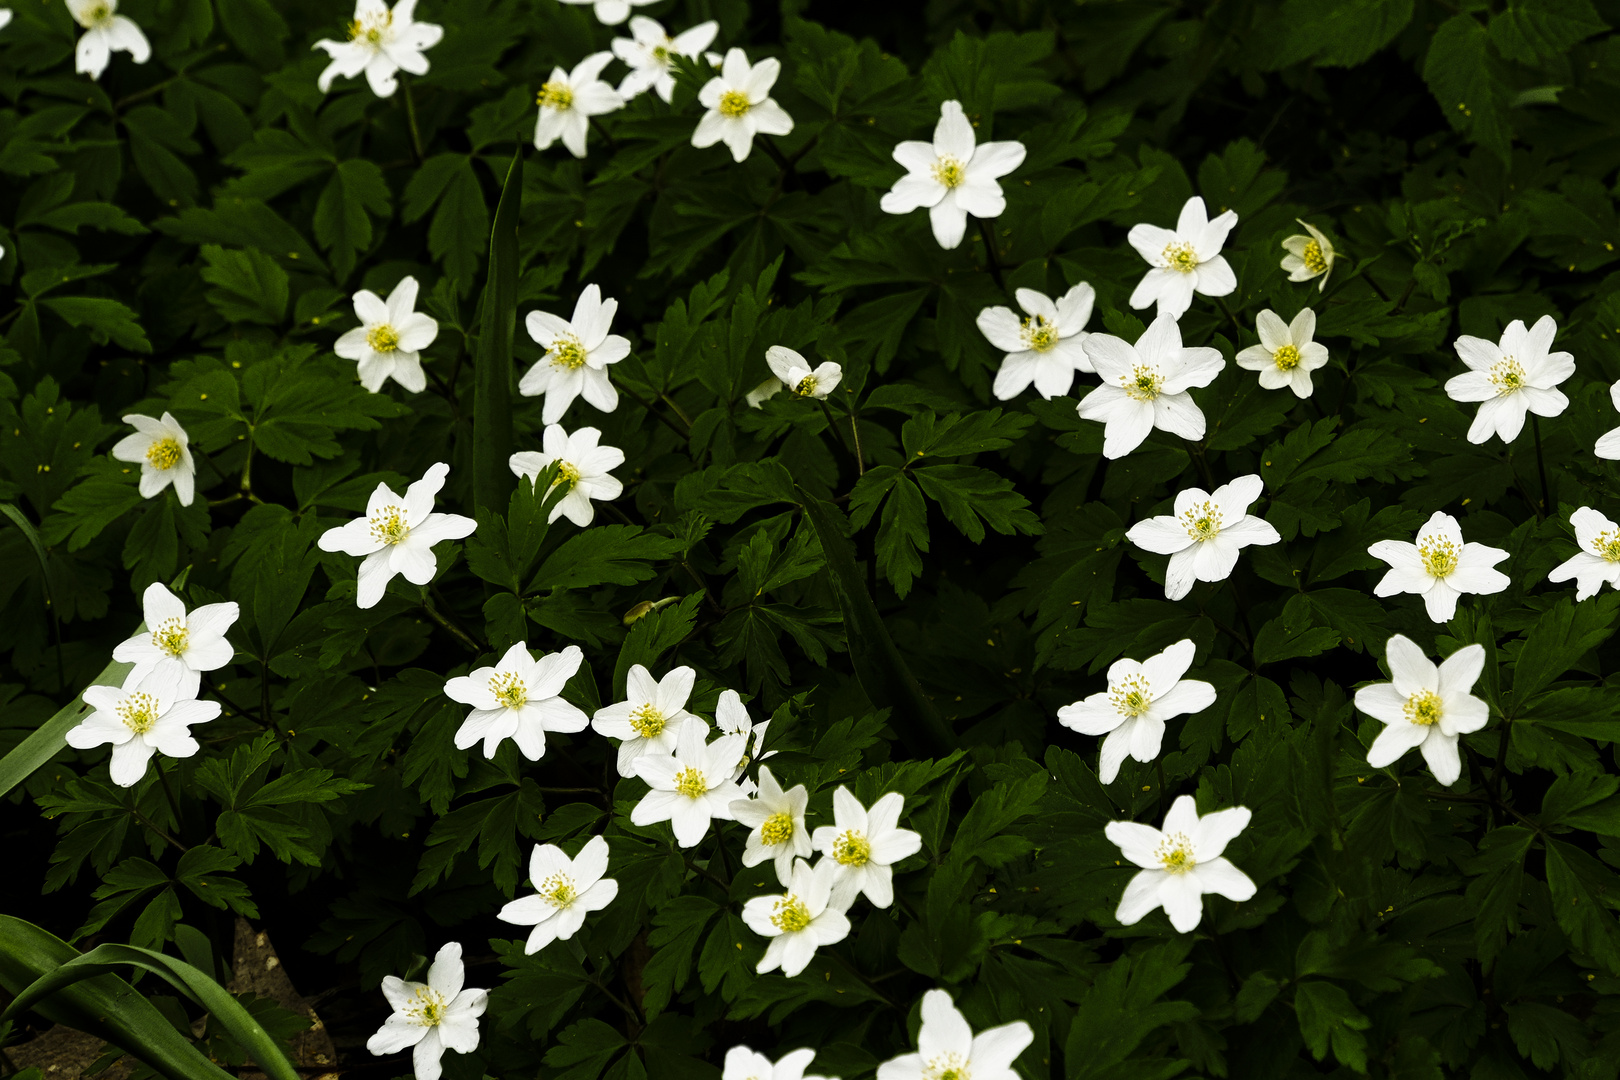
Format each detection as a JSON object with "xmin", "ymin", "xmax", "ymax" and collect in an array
[
  {"xmin": 692, "ymin": 48, "xmax": 793, "ymax": 163},
  {"xmin": 365, "ymin": 942, "xmax": 486, "ymax": 1080},
  {"xmin": 1368, "ymin": 511, "xmax": 1510, "ymax": 623},
  {"xmin": 112, "ymin": 412, "xmax": 197, "ymax": 506},
  {"xmin": 1355, "ymin": 634, "xmax": 1488, "ymax": 786},
  {"xmin": 879, "ymin": 100, "xmax": 1025, "ymax": 250},
  {"xmin": 592, "ymin": 664, "xmax": 707, "ymax": 778},
  {"xmin": 1077, "ymin": 315, "xmax": 1224, "ymax": 459},
  {"xmin": 875, "ymin": 989, "xmax": 1033, "ymax": 1080},
  {"xmin": 612, "ymin": 17, "xmax": 719, "ymax": 103},
  {"xmin": 519, "ymin": 285, "xmax": 631, "ymax": 424},
  {"xmin": 1106, "ymin": 795, "xmax": 1256, "ymax": 933},
  {"xmin": 1445, "ymin": 315, "xmax": 1574, "ymax": 445},
  {"xmin": 334, "ymin": 276, "xmax": 438, "ymax": 393},
  {"xmin": 316, "ymin": 462, "xmax": 477, "ymax": 609},
  {"xmin": 1548, "ymin": 507, "xmax": 1620, "ymax": 601},
  {"xmin": 1234, "ymin": 308, "xmax": 1329, "ymax": 399},
  {"xmin": 629, "ymin": 722, "xmax": 745, "ymax": 848},
  {"xmin": 740, "ymin": 857, "xmax": 852, "ymax": 977},
  {"xmin": 67, "ymin": 676, "xmax": 222, "ymax": 787},
  {"xmin": 534, "ymin": 52, "xmax": 625, "ymax": 158},
  {"xmin": 810, "ymin": 787, "xmax": 922, "ymax": 909},
  {"xmin": 315, "ymin": 0, "xmax": 442, "ymax": 98},
  {"xmin": 729, "ymin": 765, "xmax": 811, "ymax": 885},
  {"xmin": 978, "ymin": 283, "xmax": 1096, "ymax": 401},
  {"xmin": 498, "ymin": 836, "xmax": 619, "ymax": 954},
  {"xmin": 509, "ymin": 424, "xmax": 625, "ymax": 527},
  {"xmin": 1126, "ymin": 475, "xmax": 1281, "ymax": 602},
  {"xmin": 444, "ymin": 642, "xmax": 589, "ymax": 761},
  {"xmin": 1058, "ymin": 639, "xmax": 1216, "ymax": 784},
  {"xmin": 111, "ymin": 583, "xmax": 238, "ymax": 701},
  {"xmin": 1127, "ymin": 196, "xmax": 1238, "ymax": 319}
]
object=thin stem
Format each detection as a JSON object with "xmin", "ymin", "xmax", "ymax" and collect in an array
[
  {"xmin": 976, "ymin": 217, "xmax": 1006, "ymax": 291},
  {"xmin": 260, "ymin": 658, "xmax": 274, "ymax": 734},
  {"xmin": 130, "ymin": 803, "xmax": 189, "ymax": 853},
  {"xmin": 756, "ymin": 135, "xmax": 793, "ymax": 173},
  {"xmin": 621, "ymin": 383, "xmax": 691, "ymax": 439},
  {"xmin": 1489, "ymin": 719, "xmax": 1512, "ymax": 808},
  {"xmin": 844, "ymin": 395, "xmax": 866, "ymax": 477},
  {"xmin": 154, "ymin": 756, "xmax": 185, "ymax": 835},
  {"xmin": 1214, "ymin": 295, "xmax": 1243, "ymax": 337},
  {"xmin": 1393, "ymin": 277, "xmax": 1417, "ymax": 313},
  {"xmin": 1531, "ymin": 414, "xmax": 1552, "ymax": 519},
  {"xmin": 659, "ymin": 391, "xmax": 693, "ymax": 428},
  {"xmin": 1155, "ymin": 759, "xmax": 1168, "ymax": 802},
  {"xmin": 401, "ymin": 77, "xmax": 426, "ymax": 162},
  {"xmin": 819, "ymin": 398, "xmax": 858, "ymax": 471},
  {"xmin": 1192, "ymin": 444, "xmax": 1217, "ymax": 490},
  {"xmin": 683, "ymin": 852, "xmax": 730, "ymax": 893},
  {"xmin": 830, "ymin": 952, "xmax": 900, "ymax": 1010},
  {"xmin": 421, "ymin": 590, "xmax": 483, "ymax": 653}
]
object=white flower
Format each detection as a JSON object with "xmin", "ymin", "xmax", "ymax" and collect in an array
[
  {"xmin": 497, "ymin": 836, "xmax": 619, "ymax": 954},
  {"xmin": 333, "ymin": 276, "xmax": 438, "ymax": 394},
  {"xmin": 729, "ymin": 765, "xmax": 810, "ymax": 886},
  {"xmin": 764, "ymin": 346, "xmax": 842, "ymax": 401},
  {"xmin": 316, "ymin": 462, "xmax": 477, "ymax": 609},
  {"xmin": 879, "ymin": 100, "xmax": 1026, "ymax": 251},
  {"xmin": 1234, "ymin": 308, "xmax": 1329, "ymax": 399},
  {"xmin": 67, "ymin": 0, "xmax": 149, "ymax": 80},
  {"xmin": 592, "ymin": 664, "xmax": 707, "ymax": 778},
  {"xmin": 715, "ymin": 688, "xmax": 773, "ymax": 779},
  {"xmin": 112, "ymin": 412, "xmax": 196, "ymax": 506},
  {"xmin": 1077, "ymin": 314, "xmax": 1224, "ymax": 459},
  {"xmin": 1596, "ymin": 381, "xmax": 1620, "ymax": 459},
  {"xmin": 1549, "ymin": 507, "xmax": 1620, "ymax": 600},
  {"xmin": 67, "ymin": 676, "xmax": 220, "ymax": 787},
  {"xmin": 1445, "ymin": 315, "xmax": 1575, "ymax": 445},
  {"xmin": 741, "ymin": 858, "xmax": 852, "ymax": 978},
  {"xmin": 693, "ymin": 48, "xmax": 794, "ymax": 164},
  {"xmin": 559, "ymin": 0, "xmax": 654, "ymax": 25},
  {"xmin": 1057, "ymin": 639, "xmax": 1215, "ymax": 784},
  {"xmin": 444, "ymin": 642, "xmax": 588, "ymax": 761},
  {"xmin": 509, "ymin": 425, "xmax": 624, "ymax": 528},
  {"xmin": 978, "ymin": 284, "xmax": 1095, "ymax": 401},
  {"xmin": 629, "ymin": 722, "xmax": 746, "ymax": 848},
  {"xmin": 1106, "ymin": 795, "xmax": 1255, "ymax": 932},
  {"xmin": 366, "ymin": 942, "xmax": 486, "ymax": 1080},
  {"xmin": 810, "ymin": 787, "xmax": 922, "ymax": 909},
  {"xmin": 518, "ymin": 285, "xmax": 630, "ymax": 425},
  {"xmin": 876, "ymin": 989, "xmax": 1033, "ymax": 1080},
  {"xmin": 0, "ymin": 10, "xmax": 11, "ymax": 30},
  {"xmin": 723, "ymin": 1046, "xmax": 832, "ymax": 1080},
  {"xmin": 315, "ymin": 0, "xmax": 442, "ymax": 98},
  {"xmin": 534, "ymin": 52, "xmax": 624, "ymax": 158},
  {"xmin": 111, "ymin": 583, "xmax": 238, "ymax": 702},
  {"xmin": 1127, "ymin": 196, "xmax": 1239, "ymax": 320},
  {"xmin": 1280, "ymin": 220, "xmax": 1335, "ymax": 290},
  {"xmin": 612, "ymin": 17, "xmax": 719, "ymax": 103},
  {"xmin": 1369, "ymin": 511, "xmax": 1510, "ymax": 624},
  {"xmin": 1126, "ymin": 475, "xmax": 1280, "ymax": 602},
  {"xmin": 1355, "ymin": 635, "xmax": 1488, "ymax": 786}
]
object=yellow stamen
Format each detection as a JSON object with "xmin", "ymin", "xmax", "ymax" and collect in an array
[
  {"xmin": 367, "ymin": 324, "xmax": 400, "ymax": 353},
  {"xmin": 1109, "ymin": 674, "xmax": 1153, "ymax": 717},
  {"xmin": 1592, "ymin": 529, "xmax": 1620, "ymax": 562},
  {"xmin": 831, "ymin": 830, "xmax": 870, "ymax": 866},
  {"xmin": 1273, "ymin": 344, "xmax": 1301, "ymax": 371},
  {"xmin": 793, "ymin": 375, "xmax": 818, "ymax": 397},
  {"xmin": 1302, "ymin": 239, "xmax": 1328, "ymax": 275},
  {"xmin": 538, "ymin": 81, "xmax": 574, "ymax": 111},
  {"xmin": 369, "ymin": 506, "xmax": 408, "ymax": 546},
  {"xmin": 1404, "ymin": 689, "xmax": 1443, "ymax": 727},
  {"xmin": 674, "ymin": 766, "xmax": 708, "ymax": 798},
  {"xmin": 1179, "ymin": 499, "xmax": 1222, "ymax": 542},
  {"xmin": 770, "ymin": 895, "xmax": 812, "ymax": 933},
  {"xmin": 489, "ymin": 671, "xmax": 528, "ymax": 710},
  {"xmin": 1489, "ymin": 356, "xmax": 1526, "ymax": 393},
  {"xmin": 760, "ymin": 812, "xmax": 794, "ymax": 846},
  {"xmin": 117, "ymin": 692, "xmax": 161, "ymax": 736},
  {"xmin": 718, "ymin": 90, "xmax": 751, "ymax": 118},
  {"xmin": 932, "ymin": 156, "xmax": 965, "ymax": 188},
  {"xmin": 1162, "ymin": 241, "xmax": 1199, "ymax": 273},
  {"xmin": 550, "ymin": 335, "xmax": 588, "ymax": 369},
  {"xmin": 151, "ymin": 618, "xmax": 189, "ymax": 658},
  {"xmin": 1156, "ymin": 832, "xmax": 1196, "ymax": 874},
  {"xmin": 1022, "ymin": 316, "xmax": 1059, "ymax": 352},
  {"xmin": 539, "ymin": 872, "xmax": 578, "ymax": 908},
  {"xmin": 146, "ymin": 437, "xmax": 183, "ymax": 471},
  {"xmin": 404, "ymin": 986, "xmax": 445, "ymax": 1027},
  {"xmin": 1121, "ymin": 364, "xmax": 1162, "ymax": 402},
  {"xmin": 1418, "ymin": 536, "xmax": 1460, "ymax": 579},
  {"xmin": 628, "ymin": 703, "xmax": 665, "ymax": 739}
]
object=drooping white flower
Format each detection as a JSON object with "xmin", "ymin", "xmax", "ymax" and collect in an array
[
  {"xmin": 979, "ymin": 284, "xmax": 1095, "ymax": 401},
  {"xmin": 67, "ymin": 676, "xmax": 221, "ymax": 787},
  {"xmin": 333, "ymin": 276, "xmax": 438, "ymax": 394},
  {"xmin": 1106, "ymin": 795, "xmax": 1255, "ymax": 933},
  {"xmin": 1548, "ymin": 507, "xmax": 1620, "ymax": 601},
  {"xmin": 534, "ymin": 52, "xmax": 624, "ymax": 158},
  {"xmin": 629, "ymin": 722, "xmax": 746, "ymax": 848},
  {"xmin": 509, "ymin": 425, "xmax": 624, "ymax": 528},
  {"xmin": 444, "ymin": 642, "xmax": 588, "ymax": 761},
  {"xmin": 0, "ymin": 10, "xmax": 11, "ymax": 30},
  {"xmin": 1445, "ymin": 315, "xmax": 1575, "ymax": 445},
  {"xmin": 518, "ymin": 285, "xmax": 630, "ymax": 425},
  {"xmin": 1355, "ymin": 635, "xmax": 1487, "ymax": 786},
  {"xmin": 612, "ymin": 17, "xmax": 719, "ymax": 103},
  {"xmin": 692, "ymin": 48, "xmax": 794, "ymax": 163},
  {"xmin": 810, "ymin": 787, "xmax": 922, "ymax": 909},
  {"xmin": 723, "ymin": 1046, "xmax": 833, "ymax": 1080},
  {"xmin": 366, "ymin": 942, "xmax": 487, "ymax": 1080},
  {"xmin": 1234, "ymin": 308, "xmax": 1329, "ymax": 399},
  {"xmin": 876, "ymin": 989, "xmax": 1033, "ymax": 1080},
  {"xmin": 1126, "ymin": 476, "xmax": 1280, "ymax": 602},
  {"xmin": 315, "ymin": 0, "xmax": 442, "ymax": 98},
  {"xmin": 316, "ymin": 462, "xmax": 477, "ymax": 609},
  {"xmin": 715, "ymin": 688, "xmax": 773, "ymax": 779},
  {"xmin": 111, "ymin": 583, "xmax": 239, "ymax": 702},
  {"xmin": 729, "ymin": 765, "xmax": 810, "ymax": 885},
  {"xmin": 1280, "ymin": 220, "xmax": 1335, "ymax": 290},
  {"xmin": 1369, "ymin": 511, "xmax": 1510, "ymax": 623},
  {"xmin": 67, "ymin": 0, "xmax": 149, "ymax": 80},
  {"xmin": 741, "ymin": 858, "xmax": 852, "ymax": 978},
  {"xmin": 592, "ymin": 664, "xmax": 707, "ymax": 778},
  {"xmin": 1127, "ymin": 196, "xmax": 1239, "ymax": 320},
  {"xmin": 1057, "ymin": 639, "xmax": 1215, "ymax": 784},
  {"xmin": 498, "ymin": 836, "xmax": 619, "ymax": 954},
  {"xmin": 1595, "ymin": 382, "xmax": 1620, "ymax": 459},
  {"xmin": 1077, "ymin": 314, "xmax": 1224, "ymax": 459},
  {"xmin": 879, "ymin": 100, "xmax": 1026, "ymax": 250},
  {"xmin": 559, "ymin": 0, "xmax": 655, "ymax": 25},
  {"xmin": 112, "ymin": 412, "xmax": 197, "ymax": 507},
  {"xmin": 753, "ymin": 345, "xmax": 842, "ymax": 405}
]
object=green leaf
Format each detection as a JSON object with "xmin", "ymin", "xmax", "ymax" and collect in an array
[
  {"xmin": 913, "ymin": 464, "xmax": 1042, "ymax": 543},
  {"xmin": 530, "ymin": 525, "xmax": 683, "ymax": 593},
  {"xmin": 312, "ymin": 160, "xmax": 391, "ymax": 280},
  {"xmin": 474, "ymin": 149, "xmax": 521, "ymax": 516},
  {"xmin": 1512, "ymin": 595, "xmax": 1620, "ymax": 702},
  {"xmin": 1546, "ymin": 839, "xmax": 1620, "ymax": 974},
  {"xmin": 198, "ymin": 245, "xmax": 289, "ymax": 325},
  {"xmin": 1489, "ymin": 0, "xmax": 1607, "ymax": 66},
  {"xmin": 1423, "ymin": 14, "xmax": 1513, "ymax": 163},
  {"xmin": 612, "ymin": 593, "xmax": 704, "ymax": 700},
  {"xmin": 1253, "ymin": 594, "xmax": 1343, "ymax": 665},
  {"xmin": 1294, "ymin": 980, "xmax": 1371, "ymax": 1073},
  {"xmin": 401, "ymin": 153, "xmax": 490, "ymax": 291},
  {"xmin": 38, "ymin": 297, "xmax": 151, "ymax": 352},
  {"xmin": 1066, "ymin": 941, "xmax": 1199, "ymax": 1080}
]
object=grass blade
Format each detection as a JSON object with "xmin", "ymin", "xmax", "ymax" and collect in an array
[
  {"xmin": 0, "ymin": 650, "xmax": 136, "ymax": 800},
  {"xmin": 473, "ymin": 147, "xmax": 523, "ymax": 517}
]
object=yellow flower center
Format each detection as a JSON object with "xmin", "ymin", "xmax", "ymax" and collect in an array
[
  {"xmin": 539, "ymin": 872, "xmax": 578, "ymax": 909},
  {"xmin": 1404, "ymin": 689, "xmax": 1443, "ymax": 727},
  {"xmin": 1273, "ymin": 344, "xmax": 1301, "ymax": 371},
  {"xmin": 1022, "ymin": 316, "xmax": 1059, "ymax": 353},
  {"xmin": 367, "ymin": 324, "xmax": 400, "ymax": 353},
  {"xmin": 116, "ymin": 691, "xmax": 161, "ymax": 736},
  {"xmin": 77, "ymin": 2, "xmax": 113, "ymax": 28},
  {"xmin": 831, "ymin": 830, "xmax": 871, "ymax": 866},
  {"xmin": 932, "ymin": 156, "xmax": 966, "ymax": 188},
  {"xmin": 718, "ymin": 89, "xmax": 751, "ymax": 118},
  {"xmin": 793, "ymin": 375, "xmax": 818, "ymax": 397},
  {"xmin": 1109, "ymin": 674, "xmax": 1153, "ymax": 717},
  {"xmin": 1489, "ymin": 356, "xmax": 1526, "ymax": 393},
  {"xmin": 554, "ymin": 461, "xmax": 581, "ymax": 491},
  {"xmin": 1156, "ymin": 832, "xmax": 1197, "ymax": 874},
  {"xmin": 488, "ymin": 671, "xmax": 528, "ymax": 709},
  {"xmin": 1592, "ymin": 529, "xmax": 1620, "ymax": 562},
  {"xmin": 538, "ymin": 81, "xmax": 574, "ymax": 111},
  {"xmin": 924, "ymin": 1053, "xmax": 970, "ymax": 1080},
  {"xmin": 151, "ymin": 618, "xmax": 189, "ymax": 658},
  {"xmin": 628, "ymin": 703, "xmax": 666, "ymax": 739},
  {"xmin": 652, "ymin": 44, "xmax": 671, "ymax": 63},
  {"xmin": 550, "ymin": 334, "xmax": 588, "ymax": 369},
  {"xmin": 1418, "ymin": 536, "xmax": 1460, "ymax": 579},
  {"xmin": 1180, "ymin": 499, "xmax": 1223, "ymax": 542},
  {"xmin": 1121, "ymin": 364, "xmax": 1162, "ymax": 402},
  {"xmin": 760, "ymin": 812, "xmax": 795, "ymax": 846},
  {"xmin": 1162, "ymin": 241, "xmax": 1199, "ymax": 273},
  {"xmin": 404, "ymin": 986, "xmax": 445, "ymax": 1027},
  {"xmin": 674, "ymin": 766, "xmax": 708, "ymax": 798},
  {"xmin": 770, "ymin": 895, "xmax": 812, "ymax": 933},
  {"xmin": 1302, "ymin": 239, "xmax": 1328, "ymax": 275},
  {"xmin": 369, "ymin": 505, "xmax": 409, "ymax": 546},
  {"xmin": 347, "ymin": 11, "xmax": 391, "ymax": 45},
  {"xmin": 146, "ymin": 437, "xmax": 183, "ymax": 471}
]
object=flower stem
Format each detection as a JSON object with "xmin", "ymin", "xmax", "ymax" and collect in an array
[
  {"xmin": 843, "ymin": 394, "xmax": 866, "ymax": 478},
  {"xmin": 975, "ymin": 217, "xmax": 1006, "ymax": 291},
  {"xmin": 154, "ymin": 756, "xmax": 185, "ymax": 835},
  {"xmin": 1531, "ymin": 414, "xmax": 1552, "ymax": 519},
  {"xmin": 401, "ymin": 76, "xmax": 425, "ymax": 162},
  {"xmin": 819, "ymin": 398, "xmax": 858, "ymax": 472},
  {"xmin": 421, "ymin": 589, "xmax": 483, "ymax": 653},
  {"xmin": 621, "ymin": 382, "xmax": 691, "ymax": 439}
]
